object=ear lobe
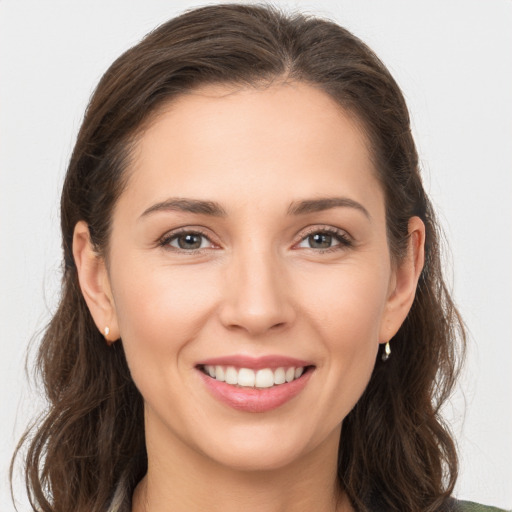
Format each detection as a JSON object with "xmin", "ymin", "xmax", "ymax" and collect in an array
[
  {"xmin": 380, "ymin": 216, "xmax": 425, "ymax": 343},
  {"xmin": 72, "ymin": 221, "xmax": 120, "ymax": 343}
]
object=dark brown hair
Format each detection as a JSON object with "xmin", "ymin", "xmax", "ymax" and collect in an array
[{"xmin": 12, "ymin": 4, "xmax": 465, "ymax": 511}]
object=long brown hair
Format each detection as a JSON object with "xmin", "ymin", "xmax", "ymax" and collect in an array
[{"xmin": 11, "ymin": 4, "xmax": 465, "ymax": 511}]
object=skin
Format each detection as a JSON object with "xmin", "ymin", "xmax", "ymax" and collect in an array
[{"xmin": 73, "ymin": 82, "xmax": 425, "ymax": 512}]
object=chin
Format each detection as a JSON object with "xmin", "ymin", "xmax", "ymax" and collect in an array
[
  {"xmin": 204, "ymin": 441, "xmax": 309, "ymax": 473},
  {"xmin": 194, "ymin": 421, "xmax": 335, "ymax": 473}
]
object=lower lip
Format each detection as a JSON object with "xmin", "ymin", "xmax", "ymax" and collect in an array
[{"xmin": 197, "ymin": 369, "xmax": 313, "ymax": 413}]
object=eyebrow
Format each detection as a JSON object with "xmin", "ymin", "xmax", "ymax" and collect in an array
[
  {"xmin": 140, "ymin": 198, "xmax": 227, "ymax": 219},
  {"xmin": 287, "ymin": 197, "xmax": 371, "ymax": 220},
  {"xmin": 139, "ymin": 196, "xmax": 370, "ymax": 220}
]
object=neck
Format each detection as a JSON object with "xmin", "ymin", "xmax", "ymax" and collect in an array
[{"xmin": 132, "ymin": 415, "xmax": 352, "ymax": 512}]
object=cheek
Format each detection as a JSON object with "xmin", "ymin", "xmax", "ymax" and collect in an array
[
  {"xmin": 109, "ymin": 259, "xmax": 224, "ymax": 426},
  {"xmin": 300, "ymin": 260, "xmax": 390, "ymax": 346},
  {"xmin": 297, "ymin": 261, "xmax": 389, "ymax": 418},
  {"xmin": 110, "ymin": 258, "xmax": 220, "ymax": 366}
]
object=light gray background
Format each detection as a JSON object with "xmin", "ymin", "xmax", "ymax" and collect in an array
[{"xmin": 1, "ymin": 1, "xmax": 511, "ymax": 510}]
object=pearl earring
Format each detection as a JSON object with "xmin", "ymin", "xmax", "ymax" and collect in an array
[
  {"xmin": 104, "ymin": 326, "xmax": 110, "ymax": 337},
  {"xmin": 382, "ymin": 341, "xmax": 391, "ymax": 361}
]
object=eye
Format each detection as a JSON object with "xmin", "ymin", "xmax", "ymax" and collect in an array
[
  {"xmin": 301, "ymin": 232, "xmax": 336, "ymax": 249},
  {"xmin": 160, "ymin": 230, "xmax": 215, "ymax": 251},
  {"xmin": 296, "ymin": 228, "xmax": 352, "ymax": 251}
]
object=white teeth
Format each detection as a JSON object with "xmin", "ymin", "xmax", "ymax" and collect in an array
[
  {"xmin": 203, "ymin": 365, "xmax": 306, "ymax": 388},
  {"xmin": 255, "ymin": 369, "xmax": 274, "ymax": 388},
  {"xmin": 225, "ymin": 366, "xmax": 238, "ymax": 385},
  {"xmin": 274, "ymin": 367, "xmax": 286, "ymax": 385},
  {"xmin": 215, "ymin": 365, "xmax": 225, "ymax": 381},
  {"xmin": 238, "ymin": 368, "xmax": 255, "ymax": 387}
]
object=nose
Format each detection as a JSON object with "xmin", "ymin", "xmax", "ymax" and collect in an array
[{"xmin": 218, "ymin": 248, "xmax": 296, "ymax": 336}]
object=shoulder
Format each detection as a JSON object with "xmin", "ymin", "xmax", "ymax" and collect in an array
[{"xmin": 454, "ymin": 500, "xmax": 510, "ymax": 512}]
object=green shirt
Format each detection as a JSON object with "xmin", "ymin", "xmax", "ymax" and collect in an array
[{"xmin": 457, "ymin": 501, "xmax": 510, "ymax": 512}]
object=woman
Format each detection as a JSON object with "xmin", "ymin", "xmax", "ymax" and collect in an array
[{"xmin": 10, "ymin": 4, "xmax": 507, "ymax": 512}]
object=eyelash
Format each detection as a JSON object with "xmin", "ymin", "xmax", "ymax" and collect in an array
[
  {"xmin": 158, "ymin": 227, "xmax": 216, "ymax": 253},
  {"xmin": 293, "ymin": 226, "xmax": 353, "ymax": 253},
  {"xmin": 158, "ymin": 226, "xmax": 353, "ymax": 253}
]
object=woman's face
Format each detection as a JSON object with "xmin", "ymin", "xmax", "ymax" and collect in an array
[{"xmin": 89, "ymin": 82, "xmax": 418, "ymax": 472}]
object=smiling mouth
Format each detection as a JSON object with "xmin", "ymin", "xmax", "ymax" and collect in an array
[{"xmin": 198, "ymin": 365, "xmax": 314, "ymax": 389}]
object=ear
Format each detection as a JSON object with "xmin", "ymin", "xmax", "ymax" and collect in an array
[
  {"xmin": 72, "ymin": 221, "xmax": 120, "ymax": 343},
  {"xmin": 379, "ymin": 216, "xmax": 425, "ymax": 344}
]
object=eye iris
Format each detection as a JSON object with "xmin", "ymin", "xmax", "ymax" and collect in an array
[
  {"xmin": 309, "ymin": 233, "xmax": 332, "ymax": 248},
  {"xmin": 178, "ymin": 234, "xmax": 202, "ymax": 249}
]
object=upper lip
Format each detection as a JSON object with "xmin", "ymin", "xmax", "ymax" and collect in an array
[{"xmin": 196, "ymin": 355, "xmax": 314, "ymax": 370}]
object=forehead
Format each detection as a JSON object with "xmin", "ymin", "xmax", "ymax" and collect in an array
[{"xmin": 120, "ymin": 81, "xmax": 382, "ymax": 217}]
